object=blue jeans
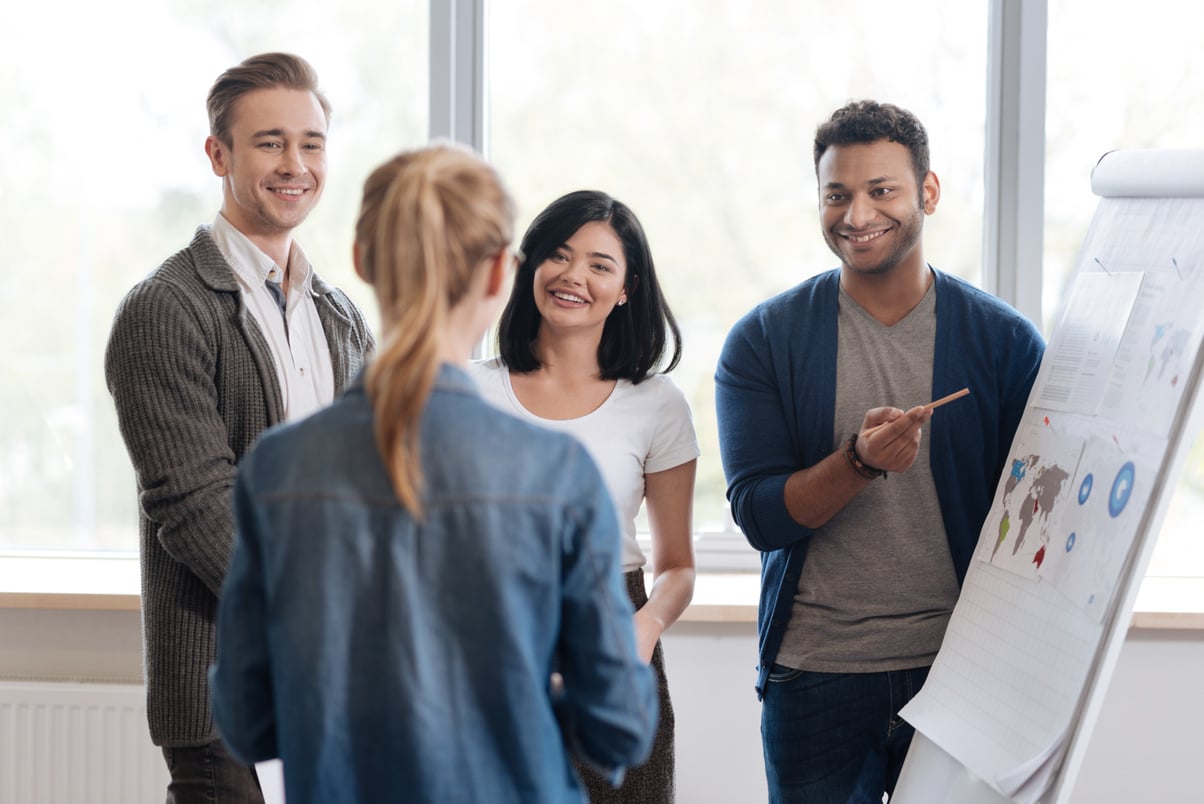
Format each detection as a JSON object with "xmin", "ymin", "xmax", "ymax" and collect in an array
[
  {"xmin": 162, "ymin": 739, "xmax": 263, "ymax": 804},
  {"xmin": 761, "ymin": 664, "xmax": 929, "ymax": 804}
]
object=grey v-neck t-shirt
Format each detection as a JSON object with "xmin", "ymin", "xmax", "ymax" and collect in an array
[{"xmin": 776, "ymin": 279, "xmax": 960, "ymax": 673}]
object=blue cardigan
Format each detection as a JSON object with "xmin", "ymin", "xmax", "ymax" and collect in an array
[{"xmin": 714, "ymin": 268, "xmax": 1044, "ymax": 695}]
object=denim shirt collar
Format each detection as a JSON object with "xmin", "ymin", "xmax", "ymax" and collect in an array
[{"xmin": 347, "ymin": 361, "xmax": 478, "ymax": 399}]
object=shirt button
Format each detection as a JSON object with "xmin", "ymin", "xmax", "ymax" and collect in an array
[{"xmin": 299, "ymin": 367, "xmax": 306, "ymax": 376}]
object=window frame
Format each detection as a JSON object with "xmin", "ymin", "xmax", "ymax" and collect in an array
[
  {"xmin": 23, "ymin": 0, "xmax": 1199, "ymax": 592},
  {"xmin": 431, "ymin": 0, "xmax": 1049, "ymax": 312},
  {"xmin": 433, "ymin": 0, "xmax": 1050, "ymax": 572}
]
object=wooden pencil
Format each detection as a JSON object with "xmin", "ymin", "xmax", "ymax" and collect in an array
[{"xmin": 861, "ymin": 387, "xmax": 970, "ymax": 437}]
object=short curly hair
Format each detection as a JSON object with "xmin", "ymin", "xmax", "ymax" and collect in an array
[{"xmin": 813, "ymin": 100, "xmax": 929, "ymax": 185}]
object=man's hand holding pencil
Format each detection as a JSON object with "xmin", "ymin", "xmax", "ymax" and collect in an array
[{"xmin": 849, "ymin": 388, "xmax": 971, "ymax": 479}]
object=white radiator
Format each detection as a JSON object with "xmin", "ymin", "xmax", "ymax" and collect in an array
[{"xmin": 0, "ymin": 681, "xmax": 167, "ymax": 804}]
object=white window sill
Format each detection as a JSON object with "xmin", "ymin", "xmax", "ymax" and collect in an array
[{"xmin": 2, "ymin": 554, "xmax": 1202, "ymax": 631}]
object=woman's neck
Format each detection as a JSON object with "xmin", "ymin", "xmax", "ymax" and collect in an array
[
  {"xmin": 531, "ymin": 329, "xmax": 603, "ymax": 383},
  {"xmin": 511, "ymin": 330, "xmax": 615, "ymax": 419}
]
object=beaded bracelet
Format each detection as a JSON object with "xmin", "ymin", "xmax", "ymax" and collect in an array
[{"xmin": 843, "ymin": 434, "xmax": 887, "ymax": 480}]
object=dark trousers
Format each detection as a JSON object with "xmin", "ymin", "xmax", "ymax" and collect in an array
[
  {"xmin": 162, "ymin": 739, "xmax": 264, "ymax": 804},
  {"xmin": 575, "ymin": 569, "xmax": 676, "ymax": 803},
  {"xmin": 761, "ymin": 664, "xmax": 930, "ymax": 804}
]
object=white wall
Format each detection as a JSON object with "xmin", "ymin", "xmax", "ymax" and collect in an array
[
  {"xmin": 661, "ymin": 620, "xmax": 1204, "ymax": 803},
  {"xmin": 661, "ymin": 621, "xmax": 766, "ymax": 802},
  {"xmin": 2, "ymin": 608, "xmax": 1200, "ymax": 802}
]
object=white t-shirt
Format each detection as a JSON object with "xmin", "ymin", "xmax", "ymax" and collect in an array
[{"xmin": 469, "ymin": 357, "xmax": 700, "ymax": 572}]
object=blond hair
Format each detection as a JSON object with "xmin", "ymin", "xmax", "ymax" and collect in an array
[{"xmin": 355, "ymin": 143, "xmax": 515, "ymax": 515}]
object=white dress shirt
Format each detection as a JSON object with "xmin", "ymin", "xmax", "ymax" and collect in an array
[{"xmin": 210, "ymin": 213, "xmax": 334, "ymax": 422}]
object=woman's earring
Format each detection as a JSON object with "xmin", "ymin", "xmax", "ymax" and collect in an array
[{"xmin": 617, "ymin": 299, "xmax": 627, "ymax": 307}]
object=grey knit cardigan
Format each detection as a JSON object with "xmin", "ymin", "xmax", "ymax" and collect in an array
[{"xmin": 105, "ymin": 226, "xmax": 374, "ymax": 746}]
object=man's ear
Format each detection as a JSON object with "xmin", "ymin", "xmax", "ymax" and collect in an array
[
  {"xmin": 205, "ymin": 136, "xmax": 230, "ymax": 178},
  {"xmin": 922, "ymin": 170, "xmax": 941, "ymax": 215}
]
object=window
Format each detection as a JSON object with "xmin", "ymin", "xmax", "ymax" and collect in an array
[
  {"xmin": 1045, "ymin": 0, "xmax": 1204, "ymax": 579},
  {"xmin": 7, "ymin": 0, "xmax": 1201, "ymax": 597},
  {"xmin": 486, "ymin": 0, "xmax": 989, "ymax": 556},
  {"xmin": 0, "ymin": 0, "xmax": 427, "ymax": 551}
]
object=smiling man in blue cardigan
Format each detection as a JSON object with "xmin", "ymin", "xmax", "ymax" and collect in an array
[{"xmin": 715, "ymin": 100, "xmax": 1044, "ymax": 804}]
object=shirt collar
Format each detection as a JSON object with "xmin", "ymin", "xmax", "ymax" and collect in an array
[
  {"xmin": 210, "ymin": 213, "xmax": 316, "ymax": 294},
  {"xmin": 348, "ymin": 363, "xmax": 479, "ymax": 398}
]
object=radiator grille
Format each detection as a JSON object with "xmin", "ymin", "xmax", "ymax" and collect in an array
[{"xmin": 0, "ymin": 681, "xmax": 166, "ymax": 804}]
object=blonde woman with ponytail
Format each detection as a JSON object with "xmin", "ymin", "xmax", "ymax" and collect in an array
[{"xmin": 210, "ymin": 144, "xmax": 658, "ymax": 804}]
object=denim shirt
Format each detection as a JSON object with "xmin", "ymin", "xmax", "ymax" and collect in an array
[{"xmin": 210, "ymin": 364, "xmax": 658, "ymax": 804}]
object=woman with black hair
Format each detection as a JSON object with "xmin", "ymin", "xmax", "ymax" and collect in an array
[{"xmin": 472, "ymin": 190, "xmax": 698, "ymax": 804}]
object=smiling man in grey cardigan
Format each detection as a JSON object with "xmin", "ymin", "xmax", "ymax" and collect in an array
[{"xmin": 105, "ymin": 53, "xmax": 373, "ymax": 802}]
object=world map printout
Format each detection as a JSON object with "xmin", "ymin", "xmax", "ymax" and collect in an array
[{"xmin": 979, "ymin": 410, "xmax": 1167, "ymax": 623}]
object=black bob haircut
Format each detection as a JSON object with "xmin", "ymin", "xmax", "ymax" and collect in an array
[{"xmin": 496, "ymin": 190, "xmax": 682, "ymax": 383}]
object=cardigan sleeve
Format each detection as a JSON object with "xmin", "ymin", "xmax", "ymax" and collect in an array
[
  {"xmin": 715, "ymin": 308, "xmax": 815, "ymax": 552},
  {"xmin": 104, "ymin": 277, "xmax": 243, "ymax": 596},
  {"xmin": 998, "ymin": 314, "xmax": 1045, "ymax": 461}
]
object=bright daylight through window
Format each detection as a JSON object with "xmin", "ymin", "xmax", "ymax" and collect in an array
[
  {"xmin": 486, "ymin": 0, "xmax": 988, "ymax": 559},
  {"xmin": 0, "ymin": 0, "xmax": 426, "ymax": 552},
  {"xmin": 3, "ymin": 0, "xmax": 1203, "ymax": 595},
  {"xmin": 1044, "ymin": 0, "xmax": 1204, "ymax": 583}
]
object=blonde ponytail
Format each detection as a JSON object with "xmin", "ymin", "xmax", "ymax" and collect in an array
[{"xmin": 354, "ymin": 144, "xmax": 514, "ymax": 515}]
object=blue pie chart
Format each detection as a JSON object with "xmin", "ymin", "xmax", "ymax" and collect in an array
[
  {"xmin": 1078, "ymin": 473, "xmax": 1093, "ymax": 504},
  {"xmin": 1108, "ymin": 461, "xmax": 1136, "ymax": 518}
]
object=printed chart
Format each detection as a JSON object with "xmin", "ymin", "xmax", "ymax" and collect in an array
[{"xmin": 901, "ymin": 178, "xmax": 1204, "ymax": 804}]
